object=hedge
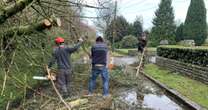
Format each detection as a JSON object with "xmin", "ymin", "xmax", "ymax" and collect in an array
[{"xmin": 157, "ymin": 45, "xmax": 208, "ymax": 67}]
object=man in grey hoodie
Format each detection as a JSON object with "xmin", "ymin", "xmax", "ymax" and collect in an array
[{"xmin": 48, "ymin": 37, "xmax": 83, "ymax": 97}]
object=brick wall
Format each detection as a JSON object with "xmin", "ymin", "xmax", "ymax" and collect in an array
[{"xmin": 156, "ymin": 57, "xmax": 208, "ymax": 84}]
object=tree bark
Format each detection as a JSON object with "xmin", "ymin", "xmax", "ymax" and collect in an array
[
  {"xmin": 0, "ymin": 0, "xmax": 34, "ymax": 24},
  {"xmin": 1, "ymin": 18, "xmax": 61, "ymax": 37}
]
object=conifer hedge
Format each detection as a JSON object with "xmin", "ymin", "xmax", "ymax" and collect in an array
[{"xmin": 157, "ymin": 45, "xmax": 208, "ymax": 67}]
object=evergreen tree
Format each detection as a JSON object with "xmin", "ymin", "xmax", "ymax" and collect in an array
[
  {"xmin": 183, "ymin": 0, "xmax": 207, "ymax": 45},
  {"xmin": 175, "ymin": 23, "xmax": 184, "ymax": 42},
  {"xmin": 127, "ymin": 23, "xmax": 134, "ymax": 35},
  {"xmin": 150, "ymin": 0, "xmax": 176, "ymax": 46},
  {"xmin": 105, "ymin": 16, "xmax": 129, "ymax": 42},
  {"xmin": 133, "ymin": 17, "xmax": 143, "ymax": 37}
]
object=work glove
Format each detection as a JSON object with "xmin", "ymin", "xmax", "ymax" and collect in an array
[
  {"xmin": 47, "ymin": 74, "xmax": 56, "ymax": 80},
  {"xmin": 78, "ymin": 37, "xmax": 84, "ymax": 43}
]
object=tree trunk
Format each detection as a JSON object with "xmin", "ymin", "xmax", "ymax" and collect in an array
[
  {"xmin": 1, "ymin": 18, "xmax": 61, "ymax": 37},
  {"xmin": 0, "ymin": 0, "xmax": 34, "ymax": 24}
]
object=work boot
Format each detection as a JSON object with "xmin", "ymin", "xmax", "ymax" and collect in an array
[
  {"xmin": 103, "ymin": 94, "xmax": 111, "ymax": 99},
  {"xmin": 83, "ymin": 93, "xmax": 93, "ymax": 97}
]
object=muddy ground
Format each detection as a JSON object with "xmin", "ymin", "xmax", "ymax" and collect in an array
[{"xmin": 14, "ymin": 57, "xmax": 187, "ymax": 110}]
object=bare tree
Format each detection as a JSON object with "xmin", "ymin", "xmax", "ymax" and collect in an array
[{"xmin": 94, "ymin": 0, "xmax": 114, "ymax": 34}]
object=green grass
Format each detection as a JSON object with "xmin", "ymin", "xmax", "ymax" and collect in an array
[
  {"xmin": 112, "ymin": 48, "xmax": 156, "ymax": 57},
  {"xmin": 112, "ymin": 51, "xmax": 125, "ymax": 57},
  {"xmin": 147, "ymin": 47, "xmax": 157, "ymax": 52},
  {"xmin": 118, "ymin": 48, "xmax": 136, "ymax": 52},
  {"xmin": 158, "ymin": 45, "xmax": 208, "ymax": 50},
  {"xmin": 112, "ymin": 49, "xmax": 130, "ymax": 57},
  {"xmin": 144, "ymin": 64, "xmax": 208, "ymax": 109}
]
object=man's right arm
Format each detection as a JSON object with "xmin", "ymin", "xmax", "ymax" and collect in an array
[
  {"xmin": 66, "ymin": 38, "xmax": 84, "ymax": 53},
  {"xmin": 66, "ymin": 42, "xmax": 82, "ymax": 53}
]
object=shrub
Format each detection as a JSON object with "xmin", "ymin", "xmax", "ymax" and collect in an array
[
  {"xmin": 128, "ymin": 50, "xmax": 138, "ymax": 56},
  {"xmin": 113, "ymin": 41, "xmax": 122, "ymax": 49},
  {"xmin": 121, "ymin": 35, "xmax": 138, "ymax": 48},
  {"xmin": 157, "ymin": 45, "xmax": 208, "ymax": 67}
]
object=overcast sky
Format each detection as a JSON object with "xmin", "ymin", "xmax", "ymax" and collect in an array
[{"xmin": 83, "ymin": 0, "xmax": 208, "ymax": 30}]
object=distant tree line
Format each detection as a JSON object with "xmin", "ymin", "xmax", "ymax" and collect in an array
[{"xmin": 104, "ymin": 16, "xmax": 143, "ymax": 48}]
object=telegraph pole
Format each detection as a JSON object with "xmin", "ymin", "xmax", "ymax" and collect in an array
[{"xmin": 112, "ymin": 0, "xmax": 117, "ymax": 52}]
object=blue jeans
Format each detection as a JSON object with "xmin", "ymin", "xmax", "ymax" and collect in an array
[{"xmin": 88, "ymin": 66, "xmax": 109, "ymax": 96}]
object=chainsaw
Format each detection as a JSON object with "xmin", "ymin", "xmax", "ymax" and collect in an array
[{"xmin": 33, "ymin": 67, "xmax": 57, "ymax": 81}]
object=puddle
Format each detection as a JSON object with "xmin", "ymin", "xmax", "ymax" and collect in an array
[
  {"xmin": 113, "ymin": 56, "xmax": 157, "ymax": 66},
  {"xmin": 143, "ymin": 94, "xmax": 183, "ymax": 110},
  {"xmin": 113, "ymin": 57, "xmax": 138, "ymax": 66},
  {"xmin": 118, "ymin": 89, "xmax": 184, "ymax": 110},
  {"xmin": 119, "ymin": 90, "xmax": 139, "ymax": 105},
  {"xmin": 77, "ymin": 55, "xmax": 156, "ymax": 66}
]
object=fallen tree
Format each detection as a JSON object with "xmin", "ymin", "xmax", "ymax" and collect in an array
[
  {"xmin": 1, "ymin": 18, "xmax": 61, "ymax": 70},
  {"xmin": 0, "ymin": 0, "xmax": 34, "ymax": 24}
]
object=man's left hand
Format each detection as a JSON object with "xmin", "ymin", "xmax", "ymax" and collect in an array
[{"xmin": 78, "ymin": 37, "xmax": 84, "ymax": 42}]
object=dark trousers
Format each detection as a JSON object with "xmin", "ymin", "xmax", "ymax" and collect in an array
[
  {"xmin": 138, "ymin": 44, "xmax": 145, "ymax": 53},
  {"xmin": 57, "ymin": 69, "xmax": 72, "ymax": 94}
]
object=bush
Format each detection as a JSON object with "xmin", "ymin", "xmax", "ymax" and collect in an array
[
  {"xmin": 157, "ymin": 45, "xmax": 208, "ymax": 67},
  {"xmin": 113, "ymin": 41, "xmax": 122, "ymax": 49},
  {"xmin": 128, "ymin": 50, "xmax": 138, "ymax": 56},
  {"xmin": 121, "ymin": 35, "xmax": 138, "ymax": 48}
]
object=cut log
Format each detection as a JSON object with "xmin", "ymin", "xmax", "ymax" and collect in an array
[
  {"xmin": 44, "ymin": 19, "xmax": 52, "ymax": 27},
  {"xmin": 68, "ymin": 99, "xmax": 88, "ymax": 108},
  {"xmin": 59, "ymin": 99, "xmax": 88, "ymax": 110},
  {"xmin": 0, "ymin": 0, "xmax": 34, "ymax": 24}
]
